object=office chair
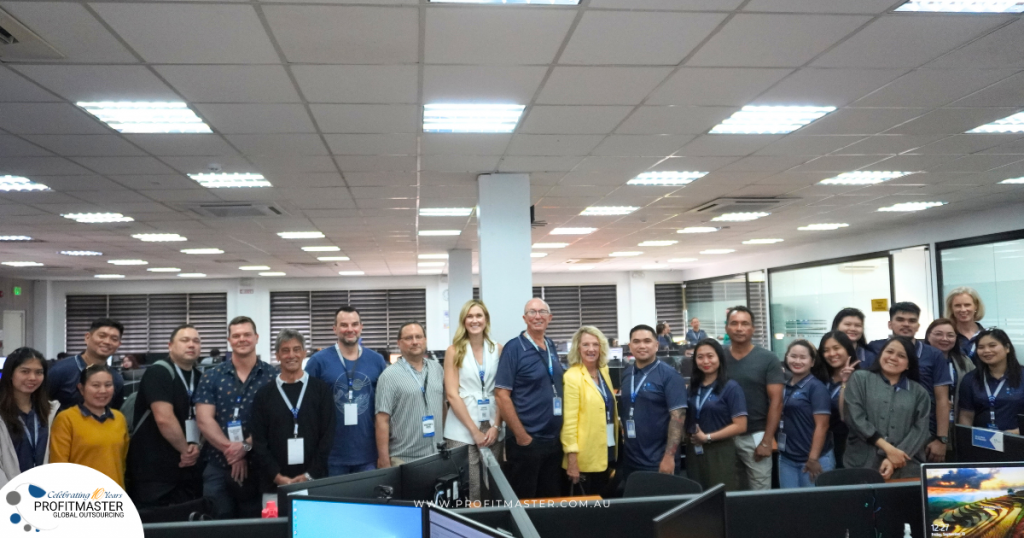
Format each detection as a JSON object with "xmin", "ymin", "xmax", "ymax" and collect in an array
[
  {"xmin": 622, "ymin": 471, "xmax": 703, "ymax": 498},
  {"xmin": 814, "ymin": 468, "xmax": 885, "ymax": 487}
]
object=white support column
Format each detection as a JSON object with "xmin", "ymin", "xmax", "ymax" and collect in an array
[
  {"xmin": 478, "ymin": 173, "xmax": 533, "ymax": 343},
  {"xmin": 448, "ymin": 249, "xmax": 474, "ymax": 341}
]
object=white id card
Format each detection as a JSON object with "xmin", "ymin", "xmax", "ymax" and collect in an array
[
  {"xmin": 477, "ymin": 399, "xmax": 492, "ymax": 422},
  {"xmin": 287, "ymin": 437, "xmax": 305, "ymax": 465},
  {"xmin": 777, "ymin": 433, "xmax": 787, "ymax": 453},
  {"xmin": 695, "ymin": 444, "xmax": 704, "ymax": 455},
  {"xmin": 606, "ymin": 423, "xmax": 616, "ymax": 447},
  {"xmin": 422, "ymin": 415, "xmax": 436, "ymax": 437},
  {"xmin": 227, "ymin": 420, "xmax": 244, "ymax": 443},
  {"xmin": 752, "ymin": 431, "xmax": 765, "ymax": 447},
  {"xmin": 344, "ymin": 403, "xmax": 358, "ymax": 425},
  {"xmin": 553, "ymin": 397, "xmax": 563, "ymax": 416},
  {"xmin": 626, "ymin": 420, "xmax": 637, "ymax": 439},
  {"xmin": 185, "ymin": 419, "xmax": 200, "ymax": 444}
]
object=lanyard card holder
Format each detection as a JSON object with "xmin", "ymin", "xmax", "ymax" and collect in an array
[
  {"xmin": 477, "ymin": 398, "xmax": 492, "ymax": 422},
  {"xmin": 422, "ymin": 415, "xmax": 436, "ymax": 437},
  {"xmin": 287, "ymin": 438, "xmax": 305, "ymax": 465}
]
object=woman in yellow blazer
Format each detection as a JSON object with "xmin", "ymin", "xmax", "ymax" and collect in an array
[{"xmin": 562, "ymin": 326, "xmax": 619, "ymax": 496}]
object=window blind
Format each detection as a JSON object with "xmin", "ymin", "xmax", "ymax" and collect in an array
[{"xmin": 655, "ymin": 283, "xmax": 685, "ymax": 333}]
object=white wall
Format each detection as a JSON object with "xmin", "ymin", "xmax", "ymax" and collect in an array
[{"xmin": 892, "ymin": 246, "xmax": 934, "ymax": 338}]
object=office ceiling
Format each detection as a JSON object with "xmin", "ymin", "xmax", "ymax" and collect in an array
[{"xmin": 1, "ymin": 0, "xmax": 1023, "ymax": 280}]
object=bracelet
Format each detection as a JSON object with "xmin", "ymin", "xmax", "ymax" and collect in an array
[{"xmin": 707, "ymin": 433, "xmax": 712, "ymax": 443}]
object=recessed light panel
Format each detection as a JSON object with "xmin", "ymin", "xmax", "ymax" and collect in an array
[
  {"xmin": 338, "ymin": 271, "xmax": 365, "ymax": 276},
  {"xmin": 419, "ymin": 230, "xmax": 462, "ymax": 236},
  {"xmin": 419, "ymin": 270, "xmax": 443, "ymax": 275},
  {"xmin": 819, "ymin": 171, "xmax": 916, "ymax": 186},
  {"xmin": 240, "ymin": 265, "xmax": 271, "ymax": 271},
  {"xmin": 259, "ymin": 272, "xmax": 287, "ymax": 276},
  {"xmin": 61, "ymin": 250, "xmax": 102, "ymax": 256},
  {"xmin": 610, "ymin": 251, "xmax": 642, "ymax": 257},
  {"xmin": 178, "ymin": 273, "xmax": 206, "ymax": 278},
  {"xmin": 301, "ymin": 246, "xmax": 341, "ymax": 252},
  {"xmin": 278, "ymin": 231, "xmax": 324, "ymax": 239},
  {"xmin": 710, "ymin": 106, "xmax": 836, "ymax": 134},
  {"xmin": 1, "ymin": 261, "xmax": 43, "ymax": 267},
  {"xmin": 181, "ymin": 248, "xmax": 224, "ymax": 255},
  {"xmin": 108, "ymin": 259, "xmax": 148, "ymax": 266},
  {"xmin": 423, "ymin": 104, "xmax": 525, "ymax": 134},
  {"xmin": 711, "ymin": 212, "xmax": 770, "ymax": 222},
  {"xmin": 638, "ymin": 240, "xmax": 678, "ymax": 247},
  {"xmin": 669, "ymin": 258, "xmax": 698, "ymax": 263},
  {"xmin": 550, "ymin": 228, "xmax": 596, "ymax": 235},
  {"xmin": 419, "ymin": 208, "xmax": 474, "ymax": 217},
  {"xmin": 63, "ymin": 212, "xmax": 134, "ymax": 223},
  {"xmin": 580, "ymin": 206, "xmax": 638, "ymax": 216},
  {"xmin": 95, "ymin": 274, "xmax": 125, "ymax": 279},
  {"xmin": 878, "ymin": 201, "xmax": 946, "ymax": 212},
  {"xmin": 743, "ymin": 238, "xmax": 784, "ymax": 245},
  {"xmin": 798, "ymin": 223, "xmax": 849, "ymax": 231},
  {"xmin": 532, "ymin": 243, "xmax": 569, "ymax": 249},
  {"xmin": 678, "ymin": 227, "xmax": 719, "ymax": 234},
  {"xmin": 418, "ymin": 254, "xmax": 449, "ymax": 259},
  {"xmin": 969, "ymin": 112, "xmax": 1024, "ymax": 133},
  {"xmin": 317, "ymin": 256, "xmax": 351, "ymax": 261},
  {"xmin": 895, "ymin": 0, "xmax": 1024, "ymax": 12},
  {"xmin": 132, "ymin": 233, "xmax": 187, "ymax": 242},
  {"xmin": 1, "ymin": 236, "xmax": 33, "ymax": 241},
  {"xmin": 77, "ymin": 102, "xmax": 212, "ymax": 134},
  {"xmin": 189, "ymin": 173, "xmax": 272, "ymax": 188},
  {"xmin": 700, "ymin": 249, "xmax": 735, "ymax": 255},
  {"xmin": 418, "ymin": 262, "xmax": 445, "ymax": 267},
  {"xmin": 0, "ymin": 175, "xmax": 50, "ymax": 192},
  {"xmin": 147, "ymin": 267, "xmax": 181, "ymax": 272},
  {"xmin": 1000, "ymin": 177, "xmax": 1024, "ymax": 184},
  {"xmin": 627, "ymin": 171, "xmax": 708, "ymax": 186},
  {"xmin": 531, "ymin": 252, "xmax": 548, "ymax": 258}
]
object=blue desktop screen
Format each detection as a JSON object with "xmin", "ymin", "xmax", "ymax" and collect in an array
[{"xmin": 292, "ymin": 498, "xmax": 423, "ymax": 538}]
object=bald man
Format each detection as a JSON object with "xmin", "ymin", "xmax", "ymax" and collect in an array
[{"xmin": 495, "ymin": 298, "xmax": 566, "ymax": 498}]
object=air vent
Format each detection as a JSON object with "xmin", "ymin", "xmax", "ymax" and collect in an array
[
  {"xmin": 687, "ymin": 197, "xmax": 798, "ymax": 214},
  {"xmin": 0, "ymin": 8, "xmax": 64, "ymax": 61},
  {"xmin": 565, "ymin": 258, "xmax": 606, "ymax": 264},
  {"xmin": 184, "ymin": 203, "xmax": 286, "ymax": 218}
]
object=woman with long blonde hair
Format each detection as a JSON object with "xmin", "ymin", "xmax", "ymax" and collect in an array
[{"xmin": 443, "ymin": 299, "xmax": 504, "ymax": 501}]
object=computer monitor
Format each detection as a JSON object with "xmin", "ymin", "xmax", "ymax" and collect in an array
[
  {"xmin": 291, "ymin": 496, "xmax": 424, "ymax": 538},
  {"xmin": 428, "ymin": 504, "xmax": 507, "ymax": 538},
  {"xmin": 652, "ymin": 483, "xmax": 727, "ymax": 538},
  {"xmin": 954, "ymin": 425, "xmax": 1024, "ymax": 463},
  {"xmin": 401, "ymin": 444, "xmax": 470, "ymax": 502},
  {"xmin": 608, "ymin": 347, "xmax": 623, "ymax": 362},
  {"xmin": 922, "ymin": 462, "xmax": 1024, "ymax": 538}
]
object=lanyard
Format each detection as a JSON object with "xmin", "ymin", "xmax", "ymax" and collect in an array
[
  {"xmin": 830, "ymin": 381, "xmax": 842, "ymax": 400},
  {"xmin": 76, "ymin": 355, "xmax": 87, "ymax": 371},
  {"xmin": 525, "ymin": 334, "xmax": 559, "ymax": 397},
  {"xmin": 594, "ymin": 373, "xmax": 612, "ymax": 423},
  {"xmin": 174, "ymin": 363, "xmax": 195, "ymax": 397},
  {"xmin": 628, "ymin": 364, "xmax": 653, "ymax": 419},
  {"xmin": 984, "ymin": 371, "xmax": 1007, "ymax": 428},
  {"xmin": 335, "ymin": 344, "xmax": 361, "ymax": 400},
  {"xmin": 783, "ymin": 381, "xmax": 803, "ymax": 408},
  {"xmin": 695, "ymin": 384, "xmax": 714, "ymax": 420},
  {"xmin": 18, "ymin": 414, "xmax": 40, "ymax": 451},
  {"xmin": 276, "ymin": 373, "xmax": 309, "ymax": 437},
  {"xmin": 401, "ymin": 359, "xmax": 429, "ymax": 406},
  {"xmin": 468, "ymin": 345, "xmax": 488, "ymax": 401}
]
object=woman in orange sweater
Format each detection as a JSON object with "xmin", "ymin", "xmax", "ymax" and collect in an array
[{"xmin": 49, "ymin": 364, "xmax": 130, "ymax": 488}]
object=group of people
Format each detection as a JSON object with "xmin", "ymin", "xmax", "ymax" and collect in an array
[{"xmin": 0, "ymin": 285, "xmax": 1018, "ymax": 518}]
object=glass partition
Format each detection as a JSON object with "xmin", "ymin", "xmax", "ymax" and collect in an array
[
  {"xmin": 939, "ymin": 236, "xmax": 1024, "ymax": 344},
  {"xmin": 684, "ymin": 272, "xmax": 768, "ymax": 348}
]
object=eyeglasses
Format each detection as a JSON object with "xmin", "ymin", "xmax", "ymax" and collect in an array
[
  {"xmin": 400, "ymin": 334, "xmax": 425, "ymax": 342},
  {"xmin": 525, "ymin": 309, "xmax": 551, "ymax": 317}
]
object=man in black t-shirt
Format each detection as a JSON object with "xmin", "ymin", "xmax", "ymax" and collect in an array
[{"xmin": 127, "ymin": 323, "xmax": 204, "ymax": 508}]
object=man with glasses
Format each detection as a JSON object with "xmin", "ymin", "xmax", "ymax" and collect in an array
[
  {"xmin": 374, "ymin": 322, "xmax": 445, "ymax": 467},
  {"xmin": 495, "ymin": 298, "xmax": 566, "ymax": 498}
]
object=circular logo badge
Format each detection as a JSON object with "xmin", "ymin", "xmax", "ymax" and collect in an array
[{"xmin": 1, "ymin": 463, "xmax": 142, "ymax": 537}]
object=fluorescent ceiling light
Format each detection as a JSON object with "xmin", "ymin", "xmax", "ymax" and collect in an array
[
  {"xmin": 1000, "ymin": 177, "xmax": 1024, "ymax": 184},
  {"xmin": 668, "ymin": 258, "xmax": 698, "ymax": 263},
  {"xmin": 317, "ymin": 256, "xmax": 351, "ymax": 261},
  {"xmin": 423, "ymin": 104, "xmax": 525, "ymax": 134},
  {"xmin": 278, "ymin": 231, "xmax": 324, "ymax": 239},
  {"xmin": 108, "ymin": 259, "xmax": 148, "ymax": 266},
  {"xmin": 610, "ymin": 251, "xmax": 642, "ymax": 257},
  {"xmin": 301, "ymin": 246, "xmax": 341, "ymax": 252},
  {"xmin": 895, "ymin": 0, "xmax": 1024, "ymax": 12},
  {"xmin": 627, "ymin": 171, "xmax": 707, "ymax": 186},
  {"xmin": 181, "ymin": 248, "xmax": 223, "ymax": 255},
  {"xmin": 532, "ymin": 243, "xmax": 569, "ymax": 249},
  {"xmin": 531, "ymin": 252, "xmax": 548, "ymax": 258},
  {"xmin": 61, "ymin": 250, "xmax": 103, "ymax": 256},
  {"xmin": 259, "ymin": 272, "xmax": 287, "ymax": 277},
  {"xmin": 580, "ymin": 206, "xmax": 638, "ymax": 216},
  {"xmin": 710, "ymin": 106, "xmax": 836, "ymax": 134},
  {"xmin": 798, "ymin": 223, "xmax": 849, "ymax": 231},
  {"xmin": 678, "ymin": 227, "xmax": 719, "ymax": 234},
  {"xmin": 700, "ymin": 249, "xmax": 735, "ymax": 255},
  {"xmin": 878, "ymin": 201, "xmax": 946, "ymax": 212},
  {"xmin": 418, "ymin": 262, "xmax": 445, "ymax": 267},
  {"xmin": 188, "ymin": 173, "xmax": 271, "ymax": 189},
  {"xmin": 418, "ymin": 254, "xmax": 449, "ymax": 259},
  {"xmin": 178, "ymin": 273, "xmax": 206, "ymax": 278},
  {"xmin": 419, "ymin": 207, "xmax": 474, "ymax": 217},
  {"xmin": 419, "ymin": 270, "xmax": 443, "ymax": 275},
  {"xmin": 430, "ymin": 0, "xmax": 579, "ymax": 4},
  {"xmin": 1, "ymin": 261, "xmax": 43, "ymax": 267},
  {"xmin": 743, "ymin": 238, "xmax": 785, "ymax": 245},
  {"xmin": 550, "ymin": 227, "xmax": 595, "ymax": 235},
  {"xmin": 62, "ymin": 212, "xmax": 133, "ymax": 223},
  {"xmin": 0, "ymin": 175, "xmax": 50, "ymax": 192},
  {"xmin": 240, "ymin": 265, "xmax": 271, "ymax": 271},
  {"xmin": 969, "ymin": 112, "xmax": 1024, "ymax": 133},
  {"xmin": 77, "ymin": 101, "xmax": 211, "ymax": 134},
  {"xmin": 338, "ymin": 271, "xmax": 365, "ymax": 276},
  {"xmin": 712, "ymin": 212, "xmax": 770, "ymax": 222},
  {"xmin": 94, "ymin": 274, "xmax": 125, "ymax": 279},
  {"xmin": 147, "ymin": 267, "xmax": 181, "ymax": 272},
  {"xmin": 818, "ymin": 171, "xmax": 917, "ymax": 186},
  {"xmin": 638, "ymin": 240, "xmax": 678, "ymax": 247},
  {"xmin": 419, "ymin": 230, "xmax": 461, "ymax": 236},
  {"xmin": 132, "ymin": 233, "xmax": 187, "ymax": 242},
  {"xmin": 0, "ymin": 236, "xmax": 33, "ymax": 241}
]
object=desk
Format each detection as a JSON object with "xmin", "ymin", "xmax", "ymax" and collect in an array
[{"xmin": 886, "ymin": 477, "xmax": 920, "ymax": 484}]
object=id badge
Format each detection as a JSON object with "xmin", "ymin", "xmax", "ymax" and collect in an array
[
  {"xmin": 777, "ymin": 433, "xmax": 787, "ymax": 453},
  {"xmin": 287, "ymin": 437, "xmax": 305, "ymax": 465},
  {"xmin": 606, "ymin": 423, "xmax": 616, "ymax": 447},
  {"xmin": 695, "ymin": 444, "xmax": 704, "ymax": 456},
  {"xmin": 185, "ymin": 418, "xmax": 200, "ymax": 444},
  {"xmin": 344, "ymin": 403, "xmax": 358, "ymax": 426},
  {"xmin": 553, "ymin": 397, "xmax": 563, "ymax": 417},
  {"xmin": 227, "ymin": 420, "xmax": 244, "ymax": 443},
  {"xmin": 422, "ymin": 415, "xmax": 436, "ymax": 437},
  {"xmin": 477, "ymin": 399, "xmax": 492, "ymax": 422},
  {"xmin": 778, "ymin": 420, "xmax": 785, "ymax": 431},
  {"xmin": 626, "ymin": 420, "xmax": 637, "ymax": 439}
]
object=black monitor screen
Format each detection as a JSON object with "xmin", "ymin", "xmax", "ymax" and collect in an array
[
  {"xmin": 292, "ymin": 497, "xmax": 423, "ymax": 538},
  {"xmin": 428, "ymin": 504, "xmax": 505, "ymax": 538},
  {"xmin": 653, "ymin": 484, "xmax": 726, "ymax": 538},
  {"xmin": 924, "ymin": 463, "xmax": 1024, "ymax": 538}
]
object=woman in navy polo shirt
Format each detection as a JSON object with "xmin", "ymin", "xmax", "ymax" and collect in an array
[
  {"xmin": 957, "ymin": 329, "xmax": 1023, "ymax": 433},
  {"xmin": 684, "ymin": 338, "xmax": 747, "ymax": 491},
  {"xmin": 832, "ymin": 308, "xmax": 877, "ymax": 366},
  {"xmin": 927, "ymin": 318, "xmax": 974, "ymax": 454},
  {"xmin": 778, "ymin": 340, "xmax": 833, "ymax": 488},
  {"xmin": 818, "ymin": 331, "xmax": 860, "ymax": 469}
]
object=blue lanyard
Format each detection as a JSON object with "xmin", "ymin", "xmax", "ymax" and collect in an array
[
  {"xmin": 276, "ymin": 373, "xmax": 309, "ymax": 437},
  {"xmin": 336, "ymin": 344, "xmax": 361, "ymax": 400},
  {"xmin": 695, "ymin": 384, "xmax": 714, "ymax": 420},
  {"xmin": 174, "ymin": 363, "xmax": 195, "ymax": 398},
  {"xmin": 630, "ymin": 365, "xmax": 652, "ymax": 404},
  {"xmin": 595, "ymin": 373, "xmax": 613, "ymax": 423},
  {"xmin": 783, "ymin": 381, "xmax": 803, "ymax": 408},
  {"xmin": 525, "ymin": 334, "xmax": 560, "ymax": 396},
  {"xmin": 401, "ymin": 359, "xmax": 429, "ymax": 406},
  {"xmin": 829, "ymin": 382, "xmax": 842, "ymax": 400},
  {"xmin": 18, "ymin": 414, "xmax": 40, "ymax": 451},
  {"xmin": 984, "ymin": 371, "xmax": 1007, "ymax": 428},
  {"xmin": 468, "ymin": 346, "xmax": 489, "ymax": 401}
]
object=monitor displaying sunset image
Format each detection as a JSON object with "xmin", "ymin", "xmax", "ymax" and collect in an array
[{"xmin": 925, "ymin": 466, "xmax": 1024, "ymax": 538}]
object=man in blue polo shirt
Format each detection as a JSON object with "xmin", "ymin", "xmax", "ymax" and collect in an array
[
  {"xmin": 615, "ymin": 324, "xmax": 687, "ymax": 493},
  {"xmin": 684, "ymin": 318, "xmax": 708, "ymax": 346},
  {"xmin": 867, "ymin": 302, "xmax": 953, "ymax": 463},
  {"xmin": 306, "ymin": 305, "xmax": 388, "ymax": 476},
  {"xmin": 48, "ymin": 318, "xmax": 126, "ymax": 411},
  {"xmin": 495, "ymin": 297, "xmax": 565, "ymax": 499}
]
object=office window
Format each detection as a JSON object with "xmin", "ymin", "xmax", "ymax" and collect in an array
[
  {"xmin": 269, "ymin": 288, "xmax": 427, "ymax": 350},
  {"xmin": 684, "ymin": 273, "xmax": 768, "ymax": 349},
  {"xmin": 65, "ymin": 293, "xmax": 227, "ymax": 355},
  {"xmin": 938, "ymin": 232, "xmax": 1024, "ymax": 344},
  {"xmin": 655, "ymin": 283, "xmax": 685, "ymax": 334},
  {"xmin": 470, "ymin": 285, "xmax": 618, "ymax": 344}
]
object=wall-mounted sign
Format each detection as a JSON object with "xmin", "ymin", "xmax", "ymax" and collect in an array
[{"xmin": 871, "ymin": 298, "xmax": 889, "ymax": 312}]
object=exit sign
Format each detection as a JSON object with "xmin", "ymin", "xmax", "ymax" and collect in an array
[{"xmin": 13, "ymin": 286, "xmax": 21, "ymax": 296}]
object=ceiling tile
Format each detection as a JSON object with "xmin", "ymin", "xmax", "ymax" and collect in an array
[
  {"xmin": 559, "ymin": 11, "xmax": 726, "ymax": 66},
  {"xmin": 498, "ymin": 156, "xmax": 585, "ymax": 173},
  {"xmin": 0, "ymin": 66, "xmax": 60, "ymax": 102},
  {"xmin": 798, "ymin": 108, "xmax": 927, "ymax": 136},
  {"xmin": 292, "ymin": 65, "xmax": 418, "ymax": 104},
  {"xmin": 753, "ymin": 68, "xmax": 908, "ymax": 108},
  {"xmin": 647, "ymin": 68, "xmax": 792, "ymax": 106},
  {"xmin": 676, "ymin": 135, "xmax": 783, "ymax": 157},
  {"xmin": 123, "ymin": 134, "xmax": 239, "ymax": 157},
  {"xmin": 506, "ymin": 135, "xmax": 603, "ymax": 156},
  {"xmin": 73, "ymin": 156, "xmax": 178, "ymax": 175},
  {"xmin": 154, "ymin": 65, "xmax": 301, "ymax": 104},
  {"xmin": 0, "ymin": 157, "xmax": 92, "ymax": 176},
  {"xmin": 195, "ymin": 104, "xmax": 316, "ymax": 134},
  {"xmin": 520, "ymin": 106, "xmax": 633, "ymax": 134},
  {"xmin": 914, "ymin": 134, "xmax": 1019, "ymax": 155},
  {"xmin": 250, "ymin": 155, "xmax": 338, "ymax": 175},
  {"xmin": 573, "ymin": 156, "xmax": 661, "ymax": 175},
  {"xmin": 952, "ymin": 72, "xmax": 1024, "ymax": 108},
  {"xmin": 12, "ymin": 65, "xmax": 178, "ymax": 102},
  {"xmin": 309, "ymin": 105, "xmax": 417, "ymax": 134},
  {"xmin": 885, "ymin": 108, "xmax": 1022, "ymax": 136},
  {"xmin": 65, "ymin": 189, "xmax": 154, "ymax": 204},
  {"xmin": 854, "ymin": 69, "xmax": 1018, "ymax": 109},
  {"xmin": 930, "ymin": 19, "xmax": 1024, "ymax": 69},
  {"xmin": 831, "ymin": 135, "xmax": 948, "ymax": 156},
  {"xmin": 263, "ymin": 5, "xmax": 418, "ymax": 64},
  {"xmin": 0, "ymin": 103, "xmax": 109, "ymax": 135},
  {"xmin": 324, "ymin": 134, "xmax": 417, "ymax": 155},
  {"xmin": 335, "ymin": 155, "xmax": 416, "ymax": 172},
  {"xmin": 1, "ymin": 2, "xmax": 137, "ymax": 63},
  {"xmin": 0, "ymin": 136, "xmax": 53, "ymax": 158},
  {"xmin": 589, "ymin": 0, "xmax": 745, "ymax": 8},
  {"xmin": 423, "ymin": 65, "xmax": 547, "ymax": 105},
  {"xmin": 591, "ymin": 135, "xmax": 694, "ymax": 157},
  {"xmin": 343, "ymin": 172, "xmax": 415, "ymax": 187},
  {"xmin": 616, "ymin": 106, "xmax": 736, "ymax": 135},
  {"xmin": 422, "ymin": 134, "xmax": 512, "ymax": 155},
  {"xmin": 755, "ymin": 135, "xmax": 865, "ymax": 156},
  {"xmin": 537, "ymin": 67, "xmax": 673, "ymax": 105},
  {"xmin": 421, "ymin": 155, "xmax": 500, "ymax": 173},
  {"xmin": 22, "ymin": 135, "xmax": 146, "ymax": 157},
  {"xmin": 743, "ymin": 0, "xmax": 896, "ymax": 13},
  {"xmin": 159, "ymin": 155, "xmax": 256, "ymax": 176},
  {"xmin": 424, "ymin": 7, "xmax": 576, "ymax": 64},
  {"xmin": 92, "ymin": 3, "xmax": 280, "ymax": 63},
  {"xmin": 225, "ymin": 135, "xmax": 329, "ymax": 156}
]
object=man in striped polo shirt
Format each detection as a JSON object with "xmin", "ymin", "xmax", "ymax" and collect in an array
[{"xmin": 374, "ymin": 321, "xmax": 446, "ymax": 467}]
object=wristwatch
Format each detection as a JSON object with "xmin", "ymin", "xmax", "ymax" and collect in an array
[
  {"xmin": 938, "ymin": 436, "xmax": 949, "ymax": 444},
  {"xmin": 243, "ymin": 442, "xmax": 252, "ymax": 452},
  {"xmin": 304, "ymin": 472, "xmax": 313, "ymax": 481}
]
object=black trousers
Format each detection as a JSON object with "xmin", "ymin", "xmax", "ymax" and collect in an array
[
  {"xmin": 503, "ymin": 437, "xmax": 564, "ymax": 499},
  {"xmin": 130, "ymin": 474, "xmax": 203, "ymax": 510}
]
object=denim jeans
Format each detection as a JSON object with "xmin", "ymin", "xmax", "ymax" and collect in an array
[
  {"xmin": 202, "ymin": 463, "xmax": 261, "ymax": 519},
  {"xmin": 329, "ymin": 461, "xmax": 377, "ymax": 476},
  {"xmin": 778, "ymin": 450, "xmax": 836, "ymax": 488}
]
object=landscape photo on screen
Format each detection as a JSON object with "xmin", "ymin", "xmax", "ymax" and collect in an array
[{"xmin": 925, "ymin": 466, "xmax": 1024, "ymax": 538}]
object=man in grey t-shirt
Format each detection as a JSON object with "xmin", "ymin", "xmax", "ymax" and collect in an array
[{"xmin": 724, "ymin": 306, "xmax": 784, "ymax": 490}]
